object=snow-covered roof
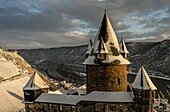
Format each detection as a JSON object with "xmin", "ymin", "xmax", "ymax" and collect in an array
[
  {"xmin": 35, "ymin": 91, "xmax": 134, "ymax": 105},
  {"xmin": 83, "ymin": 55, "xmax": 130, "ymax": 65},
  {"xmin": 83, "ymin": 11, "xmax": 130, "ymax": 65},
  {"xmin": 93, "ymin": 11, "xmax": 120, "ymax": 52},
  {"xmin": 120, "ymin": 38, "xmax": 129, "ymax": 54},
  {"xmin": 79, "ymin": 84, "xmax": 86, "ymax": 89},
  {"xmin": 23, "ymin": 72, "xmax": 49, "ymax": 90},
  {"xmin": 132, "ymin": 67, "xmax": 157, "ymax": 90},
  {"xmin": 35, "ymin": 93, "xmax": 82, "ymax": 105},
  {"xmin": 83, "ymin": 91, "xmax": 134, "ymax": 102},
  {"xmin": 48, "ymin": 90, "xmax": 63, "ymax": 95},
  {"xmin": 98, "ymin": 37, "xmax": 109, "ymax": 54}
]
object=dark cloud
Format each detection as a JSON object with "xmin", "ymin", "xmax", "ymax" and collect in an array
[{"xmin": 0, "ymin": 0, "xmax": 170, "ymax": 49}]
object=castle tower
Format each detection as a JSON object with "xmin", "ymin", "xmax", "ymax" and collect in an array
[
  {"xmin": 132, "ymin": 67, "xmax": 157, "ymax": 112},
  {"xmin": 23, "ymin": 72, "xmax": 49, "ymax": 102},
  {"xmin": 120, "ymin": 38, "xmax": 129, "ymax": 59},
  {"xmin": 83, "ymin": 11, "xmax": 130, "ymax": 93}
]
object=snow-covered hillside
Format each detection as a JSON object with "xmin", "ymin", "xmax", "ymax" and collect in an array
[
  {"xmin": 0, "ymin": 48, "xmax": 48, "ymax": 112},
  {"xmin": 0, "ymin": 49, "xmax": 34, "ymax": 82},
  {"xmin": 18, "ymin": 40, "xmax": 170, "ymax": 77}
]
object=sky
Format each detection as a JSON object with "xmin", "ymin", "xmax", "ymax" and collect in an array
[{"xmin": 0, "ymin": 0, "xmax": 170, "ymax": 49}]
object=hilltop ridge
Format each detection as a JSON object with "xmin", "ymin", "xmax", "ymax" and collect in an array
[{"xmin": 18, "ymin": 40, "xmax": 170, "ymax": 78}]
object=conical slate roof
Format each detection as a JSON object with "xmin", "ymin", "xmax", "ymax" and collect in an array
[
  {"xmin": 132, "ymin": 67, "xmax": 157, "ymax": 90},
  {"xmin": 83, "ymin": 11, "xmax": 130, "ymax": 65},
  {"xmin": 96, "ymin": 37, "xmax": 108, "ymax": 54},
  {"xmin": 23, "ymin": 72, "xmax": 49, "ymax": 90},
  {"xmin": 120, "ymin": 38, "xmax": 129, "ymax": 54}
]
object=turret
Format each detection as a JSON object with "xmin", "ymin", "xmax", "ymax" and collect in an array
[
  {"xmin": 120, "ymin": 38, "xmax": 129, "ymax": 59},
  {"xmin": 23, "ymin": 72, "xmax": 49, "ymax": 102},
  {"xmin": 95, "ymin": 37, "xmax": 108, "ymax": 61},
  {"xmin": 132, "ymin": 67, "xmax": 157, "ymax": 112},
  {"xmin": 83, "ymin": 11, "xmax": 130, "ymax": 93}
]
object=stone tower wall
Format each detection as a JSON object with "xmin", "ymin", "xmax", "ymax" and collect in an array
[
  {"xmin": 86, "ymin": 64, "xmax": 127, "ymax": 93},
  {"xmin": 133, "ymin": 89, "xmax": 156, "ymax": 112}
]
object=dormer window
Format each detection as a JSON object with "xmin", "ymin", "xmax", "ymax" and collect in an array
[
  {"xmin": 25, "ymin": 92, "xmax": 30, "ymax": 95},
  {"xmin": 100, "ymin": 53, "xmax": 106, "ymax": 60},
  {"xmin": 97, "ymin": 53, "xmax": 100, "ymax": 59}
]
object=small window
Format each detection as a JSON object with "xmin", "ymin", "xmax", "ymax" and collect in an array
[
  {"xmin": 116, "ymin": 78, "xmax": 120, "ymax": 85},
  {"xmin": 118, "ymin": 78, "xmax": 120, "ymax": 85},
  {"xmin": 25, "ymin": 92, "xmax": 30, "ymax": 95},
  {"xmin": 60, "ymin": 105, "xmax": 62, "ymax": 111},
  {"xmin": 100, "ymin": 54, "xmax": 106, "ymax": 60}
]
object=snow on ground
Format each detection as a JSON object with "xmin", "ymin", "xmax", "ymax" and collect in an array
[
  {"xmin": 0, "ymin": 62, "xmax": 20, "ymax": 80},
  {"xmin": 0, "ymin": 76, "xmax": 30, "ymax": 112},
  {"xmin": 0, "ymin": 56, "xmax": 7, "ymax": 62}
]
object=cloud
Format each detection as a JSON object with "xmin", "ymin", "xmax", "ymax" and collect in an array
[
  {"xmin": 0, "ymin": 0, "xmax": 170, "ymax": 49},
  {"xmin": 161, "ymin": 33, "xmax": 170, "ymax": 39},
  {"xmin": 126, "ymin": 36, "xmax": 157, "ymax": 41},
  {"xmin": 117, "ymin": 7, "xmax": 170, "ymax": 42}
]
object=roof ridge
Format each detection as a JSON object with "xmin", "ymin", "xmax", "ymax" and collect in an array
[{"xmin": 132, "ymin": 67, "xmax": 157, "ymax": 90}]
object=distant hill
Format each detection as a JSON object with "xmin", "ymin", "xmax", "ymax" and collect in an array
[
  {"xmin": 18, "ymin": 39, "xmax": 170, "ymax": 77},
  {"xmin": 129, "ymin": 40, "xmax": 170, "ymax": 76}
]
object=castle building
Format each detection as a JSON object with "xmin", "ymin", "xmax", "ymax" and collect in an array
[
  {"xmin": 83, "ymin": 11, "xmax": 130, "ymax": 93},
  {"xmin": 132, "ymin": 67, "xmax": 157, "ymax": 112},
  {"xmin": 119, "ymin": 38, "xmax": 129, "ymax": 59},
  {"xmin": 23, "ymin": 72, "xmax": 49, "ymax": 102},
  {"xmin": 23, "ymin": 11, "xmax": 157, "ymax": 112}
]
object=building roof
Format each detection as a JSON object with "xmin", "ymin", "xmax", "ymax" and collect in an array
[
  {"xmin": 83, "ymin": 91, "xmax": 134, "ymax": 103},
  {"xmin": 132, "ymin": 67, "xmax": 157, "ymax": 90},
  {"xmin": 35, "ymin": 93, "xmax": 82, "ymax": 105},
  {"xmin": 48, "ymin": 90, "xmax": 63, "ymax": 95},
  {"xmin": 83, "ymin": 11, "xmax": 130, "ymax": 65},
  {"xmin": 35, "ymin": 91, "xmax": 134, "ymax": 105},
  {"xmin": 83, "ymin": 55, "xmax": 130, "ymax": 65},
  {"xmin": 97, "ymin": 37, "xmax": 109, "ymax": 54},
  {"xmin": 23, "ymin": 72, "xmax": 49, "ymax": 90},
  {"xmin": 120, "ymin": 38, "xmax": 129, "ymax": 54}
]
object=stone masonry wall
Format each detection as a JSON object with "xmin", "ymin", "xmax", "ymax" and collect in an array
[{"xmin": 86, "ymin": 64, "xmax": 127, "ymax": 93}]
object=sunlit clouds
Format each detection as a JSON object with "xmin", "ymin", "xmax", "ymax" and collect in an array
[{"xmin": 0, "ymin": 0, "xmax": 170, "ymax": 49}]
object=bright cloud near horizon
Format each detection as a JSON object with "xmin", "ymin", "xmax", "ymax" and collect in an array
[{"xmin": 0, "ymin": 0, "xmax": 170, "ymax": 49}]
